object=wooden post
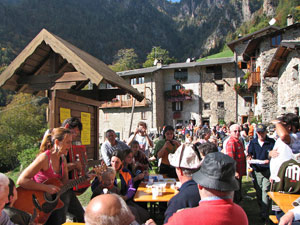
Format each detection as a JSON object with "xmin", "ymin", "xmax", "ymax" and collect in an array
[{"xmin": 128, "ymin": 98, "xmax": 136, "ymax": 138}]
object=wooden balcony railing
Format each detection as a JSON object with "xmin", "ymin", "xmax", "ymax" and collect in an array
[
  {"xmin": 99, "ymin": 97, "xmax": 148, "ymax": 108},
  {"xmin": 165, "ymin": 89, "xmax": 193, "ymax": 102},
  {"xmin": 247, "ymin": 72, "xmax": 260, "ymax": 90},
  {"xmin": 99, "ymin": 86, "xmax": 148, "ymax": 108}
]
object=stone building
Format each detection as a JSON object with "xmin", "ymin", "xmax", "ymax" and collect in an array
[
  {"xmin": 264, "ymin": 41, "xmax": 300, "ymax": 116},
  {"xmin": 98, "ymin": 57, "xmax": 247, "ymax": 141},
  {"xmin": 228, "ymin": 20, "xmax": 300, "ymax": 123}
]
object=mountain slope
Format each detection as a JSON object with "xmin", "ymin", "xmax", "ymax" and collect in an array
[{"xmin": 0, "ymin": 0, "xmax": 284, "ymax": 65}]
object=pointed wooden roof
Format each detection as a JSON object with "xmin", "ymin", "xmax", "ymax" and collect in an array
[{"xmin": 0, "ymin": 28, "xmax": 144, "ymax": 101}]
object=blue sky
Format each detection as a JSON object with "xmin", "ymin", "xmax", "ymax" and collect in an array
[{"xmin": 169, "ymin": 0, "xmax": 181, "ymax": 2}]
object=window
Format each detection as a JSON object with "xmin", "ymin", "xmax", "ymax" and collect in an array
[
  {"xmin": 206, "ymin": 66, "xmax": 222, "ymax": 80},
  {"xmin": 138, "ymin": 76, "xmax": 145, "ymax": 84},
  {"xmin": 271, "ymin": 35, "xmax": 282, "ymax": 47},
  {"xmin": 292, "ymin": 65, "xmax": 299, "ymax": 80},
  {"xmin": 217, "ymin": 84, "xmax": 224, "ymax": 91},
  {"xmin": 130, "ymin": 76, "xmax": 144, "ymax": 85},
  {"xmin": 217, "ymin": 102, "xmax": 224, "ymax": 109},
  {"xmin": 172, "ymin": 101, "xmax": 183, "ymax": 111},
  {"xmin": 204, "ymin": 103, "xmax": 210, "ymax": 110},
  {"xmin": 141, "ymin": 111, "xmax": 146, "ymax": 120},
  {"xmin": 244, "ymin": 96, "xmax": 252, "ymax": 107},
  {"xmin": 130, "ymin": 78, "xmax": 137, "ymax": 85},
  {"xmin": 172, "ymin": 84, "xmax": 182, "ymax": 90},
  {"xmin": 174, "ymin": 69, "xmax": 188, "ymax": 81}
]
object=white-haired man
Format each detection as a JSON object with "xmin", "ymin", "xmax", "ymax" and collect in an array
[
  {"xmin": 225, "ymin": 124, "xmax": 246, "ymax": 203},
  {"xmin": 0, "ymin": 173, "xmax": 15, "ymax": 225}
]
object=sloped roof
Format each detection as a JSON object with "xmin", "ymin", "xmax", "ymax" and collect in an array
[
  {"xmin": 117, "ymin": 57, "xmax": 235, "ymax": 77},
  {"xmin": 118, "ymin": 66, "xmax": 160, "ymax": 77},
  {"xmin": 264, "ymin": 41, "xmax": 300, "ymax": 77},
  {"xmin": 242, "ymin": 23, "xmax": 300, "ymax": 61},
  {"xmin": 0, "ymin": 28, "xmax": 144, "ymax": 101},
  {"xmin": 227, "ymin": 26, "xmax": 280, "ymax": 51}
]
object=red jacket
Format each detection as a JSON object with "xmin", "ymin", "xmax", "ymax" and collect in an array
[{"xmin": 166, "ymin": 198, "xmax": 248, "ymax": 225}]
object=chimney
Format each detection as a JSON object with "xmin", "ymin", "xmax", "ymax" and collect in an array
[
  {"xmin": 287, "ymin": 14, "xmax": 294, "ymax": 26},
  {"xmin": 156, "ymin": 59, "xmax": 162, "ymax": 68}
]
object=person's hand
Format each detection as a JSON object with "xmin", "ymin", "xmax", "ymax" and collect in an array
[
  {"xmin": 136, "ymin": 173, "xmax": 145, "ymax": 180},
  {"xmin": 145, "ymin": 219, "xmax": 157, "ymax": 225},
  {"xmin": 279, "ymin": 210, "xmax": 294, "ymax": 225},
  {"xmin": 46, "ymin": 185, "xmax": 60, "ymax": 194},
  {"xmin": 246, "ymin": 155, "xmax": 252, "ymax": 161},
  {"xmin": 75, "ymin": 161, "xmax": 82, "ymax": 171},
  {"xmin": 235, "ymin": 172, "xmax": 240, "ymax": 179},
  {"xmin": 143, "ymin": 170, "xmax": 149, "ymax": 177},
  {"xmin": 269, "ymin": 148, "xmax": 279, "ymax": 158},
  {"xmin": 87, "ymin": 173, "xmax": 97, "ymax": 181},
  {"xmin": 163, "ymin": 141, "xmax": 174, "ymax": 150},
  {"xmin": 263, "ymin": 159, "xmax": 270, "ymax": 164}
]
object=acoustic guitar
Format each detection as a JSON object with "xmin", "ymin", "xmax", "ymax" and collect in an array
[{"xmin": 13, "ymin": 164, "xmax": 106, "ymax": 224}]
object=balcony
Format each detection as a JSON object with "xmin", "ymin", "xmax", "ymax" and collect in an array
[
  {"xmin": 165, "ymin": 89, "xmax": 193, "ymax": 102},
  {"xmin": 99, "ymin": 86, "xmax": 149, "ymax": 108},
  {"xmin": 247, "ymin": 72, "xmax": 260, "ymax": 90}
]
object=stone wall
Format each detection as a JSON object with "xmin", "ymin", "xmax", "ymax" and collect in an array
[
  {"xmin": 201, "ymin": 63, "xmax": 237, "ymax": 125},
  {"xmin": 163, "ymin": 67, "xmax": 201, "ymax": 127},
  {"xmin": 99, "ymin": 74, "xmax": 155, "ymax": 142},
  {"xmin": 277, "ymin": 51, "xmax": 300, "ymax": 115},
  {"xmin": 256, "ymin": 26, "xmax": 300, "ymax": 122}
]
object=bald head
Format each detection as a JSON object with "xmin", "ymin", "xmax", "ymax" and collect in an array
[
  {"xmin": 87, "ymin": 194, "xmax": 121, "ymax": 216},
  {"xmin": 85, "ymin": 194, "xmax": 134, "ymax": 225}
]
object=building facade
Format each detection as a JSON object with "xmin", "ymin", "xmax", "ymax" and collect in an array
[
  {"xmin": 98, "ymin": 57, "xmax": 247, "ymax": 141},
  {"xmin": 228, "ymin": 21, "xmax": 300, "ymax": 123}
]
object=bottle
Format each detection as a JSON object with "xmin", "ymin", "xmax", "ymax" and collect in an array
[{"xmin": 76, "ymin": 154, "xmax": 81, "ymax": 176}]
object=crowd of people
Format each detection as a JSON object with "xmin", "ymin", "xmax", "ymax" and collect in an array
[{"xmin": 1, "ymin": 112, "xmax": 300, "ymax": 225}]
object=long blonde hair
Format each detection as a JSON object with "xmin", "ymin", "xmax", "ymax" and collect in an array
[{"xmin": 40, "ymin": 128, "xmax": 71, "ymax": 154}]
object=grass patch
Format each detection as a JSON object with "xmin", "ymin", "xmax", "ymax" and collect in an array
[
  {"xmin": 197, "ymin": 49, "xmax": 234, "ymax": 62},
  {"xmin": 240, "ymin": 176, "xmax": 265, "ymax": 225},
  {"xmin": 6, "ymin": 167, "xmax": 21, "ymax": 183}
]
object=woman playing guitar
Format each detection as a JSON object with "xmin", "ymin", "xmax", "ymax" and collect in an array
[{"xmin": 17, "ymin": 127, "xmax": 84, "ymax": 225}]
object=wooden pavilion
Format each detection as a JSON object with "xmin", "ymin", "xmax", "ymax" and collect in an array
[{"xmin": 0, "ymin": 28, "xmax": 144, "ymax": 160}]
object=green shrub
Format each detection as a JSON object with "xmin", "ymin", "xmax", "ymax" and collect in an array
[{"xmin": 17, "ymin": 147, "xmax": 39, "ymax": 171}]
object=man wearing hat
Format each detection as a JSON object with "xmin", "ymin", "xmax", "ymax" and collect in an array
[
  {"xmin": 164, "ymin": 144, "xmax": 201, "ymax": 223},
  {"xmin": 247, "ymin": 123, "xmax": 275, "ymax": 220},
  {"xmin": 166, "ymin": 152, "xmax": 248, "ymax": 225}
]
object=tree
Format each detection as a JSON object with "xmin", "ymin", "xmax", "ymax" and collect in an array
[
  {"xmin": 109, "ymin": 48, "xmax": 139, "ymax": 72},
  {"xmin": 0, "ymin": 93, "xmax": 47, "ymax": 171},
  {"xmin": 143, "ymin": 46, "xmax": 176, "ymax": 68}
]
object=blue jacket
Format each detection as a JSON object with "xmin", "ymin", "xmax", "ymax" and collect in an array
[
  {"xmin": 164, "ymin": 179, "xmax": 200, "ymax": 223},
  {"xmin": 248, "ymin": 136, "xmax": 275, "ymax": 172}
]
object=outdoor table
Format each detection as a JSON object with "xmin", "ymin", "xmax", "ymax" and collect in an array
[
  {"xmin": 268, "ymin": 191, "xmax": 300, "ymax": 213},
  {"xmin": 134, "ymin": 181, "xmax": 179, "ymax": 202}
]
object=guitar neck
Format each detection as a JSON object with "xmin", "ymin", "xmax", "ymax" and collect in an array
[{"xmin": 58, "ymin": 175, "xmax": 89, "ymax": 195}]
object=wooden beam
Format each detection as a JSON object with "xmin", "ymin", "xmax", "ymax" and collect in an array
[
  {"xmin": 55, "ymin": 72, "xmax": 87, "ymax": 83},
  {"xmin": 68, "ymin": 89, "xmax": 127, "ymax": 101},
  {"xmin": 273, "ymin": 58, "xmax": 286, "ymax": 63},
  {"xmin": 266, "ymin": 71, "xmax": 278, "ymax": 77},
  {"xmin": 18, "ymin": 73, "xmax": 62, "ymax": 86}
]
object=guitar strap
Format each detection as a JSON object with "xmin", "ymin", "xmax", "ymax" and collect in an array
[{"xmin": 59, "ymin": 156, "xmax": 63, "ymax": 177}]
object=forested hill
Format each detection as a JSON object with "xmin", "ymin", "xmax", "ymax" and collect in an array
[{"xmin": 0, "ymin": 0, "xmax": 298, "ymax": 66}]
